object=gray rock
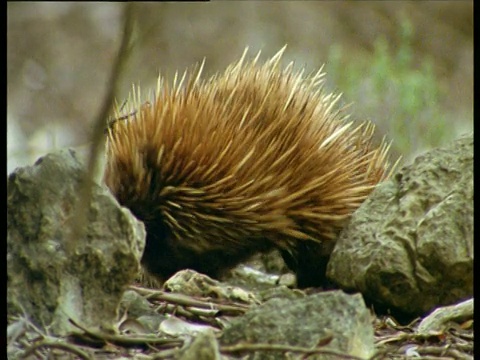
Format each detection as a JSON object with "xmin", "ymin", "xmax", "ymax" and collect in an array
[
  {"xmin": 327, "ymin": 135, "xmax": 473, "ymax": 317},
  {"xmin": 120, "ymin": 290, "xmax": 158, "ymax": 318},
  {"xmin": 258, "ymin": 285, "xmax": 306, "ymax": 303},
  {"xmin": 7, "ymin": 149, "xmax": 145, "ymax": 335},
  {"xmin": 179, "ymin": 330, "xmax": 221, "ymax": 360},
  {"xmin": 164, "ymin": 269, "xmax": 260, "ymax": 305},
  {"xmin": 221, "ymin": 290, "xmax": 375, "ymax": 360}
]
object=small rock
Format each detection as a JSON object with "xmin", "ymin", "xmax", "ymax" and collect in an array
[
  {"xmin": 160, "ymin": 316, "xmax": 220, "ymax": 337},
  {"xmin": 164, "ymin": 269, "xmax": 260, "ymax": 305},
  {"xmin": 120, "ymin": 290, "xmax": 158, "ymax": 318},
  {"xmin": 178, "ymin": 329, "xmax": 221, "ymax": 360},
  {"xmin": 221, "ymin": 290, "xmax": 375, "ymax": 360},
  {"xmin": 258, "ymin": 285, "xmax": 305, "ymax": 302}
]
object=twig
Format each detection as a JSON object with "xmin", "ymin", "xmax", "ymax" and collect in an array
[
  {"xmin": 416, "ymin": 298, "xmax": 474, "ymax": 336},
  {"xmin": 69, "ymin": 318, "xmax": 184, "ymax": 348},
  {"xmin": 130, "ymin": 285, "xmax": 250, "ymax": 314},
  {"xmin": 105, "ymin": 100, "xmax": 151, "ymax": 132},
  {"xmin": 68, "ymin": 3, "xmax": 135, "ymax": 253},
  {"xmin": 21, "ymin": 339, "xmax": 92, "ymax": 360}
]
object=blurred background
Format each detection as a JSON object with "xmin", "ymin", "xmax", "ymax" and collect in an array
[{"xmin": 7, "ymin": 1, "xmax": 473, "ymax": 174}]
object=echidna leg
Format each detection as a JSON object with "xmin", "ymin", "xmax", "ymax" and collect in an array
[
  {"xmin": 280, "ymin": 241, "xmax": 336, "ymax": 289},
  {"xmin": 141, "ymin": 221, "xmax": 273, "ymax": 283}
]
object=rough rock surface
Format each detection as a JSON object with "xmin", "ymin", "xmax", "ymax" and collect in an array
[
  {"xmin": 178, "ymin": 330, "xmax": 221, "ymax": 360},
  {"xmin": 164, "ymin": 269, "xmax": 260, "ymax": 305},
  {"xmin": 220, "ymin": 290, "xmax": 375, "ymax": 360},
  {"xmin": 7, "ymin": 149, "xmax": 145, "ymax": 335},
  {"xmin": 327, "ymin": 135, "xmax": 473, "ymax": 317}
]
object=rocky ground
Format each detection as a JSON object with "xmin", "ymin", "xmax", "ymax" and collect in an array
[
  {"xmin": 7, "ymin": 139, "xmax": 473, "ymax": 359},
  {"xmin": 7, "ymin": 270, "xmax": 474, "ymax": 360}
]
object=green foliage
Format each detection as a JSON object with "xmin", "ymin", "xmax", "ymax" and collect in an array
[{"xmin": 326, "ymin": 16, "xmax": 454, "ymax": 161}]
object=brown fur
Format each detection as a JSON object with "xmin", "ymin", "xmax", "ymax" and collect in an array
[{"xmin": 104, "ymin": 47, "xmax": 397, "ymax": 287}]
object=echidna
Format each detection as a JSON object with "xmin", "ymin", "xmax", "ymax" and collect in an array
[{"xmin": 104, "ymin": 47, "xmax": 397, "ymax": 288}]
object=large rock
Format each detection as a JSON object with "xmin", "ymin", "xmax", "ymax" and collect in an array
[
  {"xmin": 221, "ymin": 290, "xmax": 375, "ymax": 360},
  {"xmin": 7, "ymin": 149, "xmax": 145, "ymax": 335},
  {"xmin": 327, "ymin": 135, "xmax": 473, "ymax": 317}
]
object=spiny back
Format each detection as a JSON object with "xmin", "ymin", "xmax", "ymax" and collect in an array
[{"xmin": 104, "ymin": 47, "xmax": 396, "ymax": 285}]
